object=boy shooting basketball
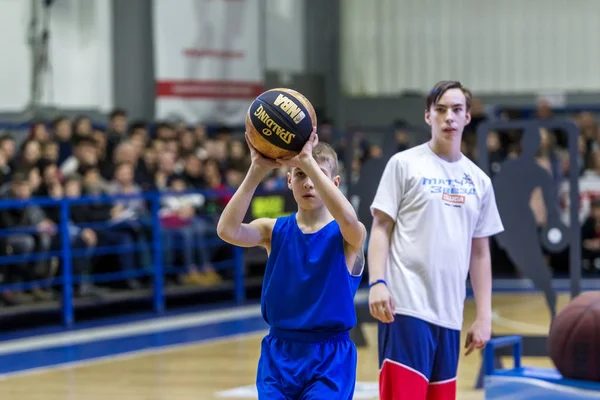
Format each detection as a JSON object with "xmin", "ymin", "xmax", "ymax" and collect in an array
[
  {"xmin": 368, "ymin": 81, "xmax": 504, "ymax": 400},
  {"xmin": 217, "ymin": 130, "xmax": 366, "ymax": 399}
]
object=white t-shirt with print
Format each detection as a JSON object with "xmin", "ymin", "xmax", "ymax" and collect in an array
[{"xmin": 370, "ymin": 143, "xmax": 504, "ymax": 330}]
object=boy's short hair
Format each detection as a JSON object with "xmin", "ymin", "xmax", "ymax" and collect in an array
[
  {"xmin": 312, "ymin": 142, "xmax": 339, "ymax": 177},
  {"xmin": 426, "ymin": 80, "xmax": 472, "ymax": 112}
]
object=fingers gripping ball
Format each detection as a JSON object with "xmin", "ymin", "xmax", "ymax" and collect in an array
[{"xmin": 245, "ymin": 88, "xmax": 317, "ymax": 160}]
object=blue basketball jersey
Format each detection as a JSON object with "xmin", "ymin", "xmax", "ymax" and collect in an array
[{"xmin": 261, "ymin": 213, "xmax": 363, "ymax": 340}]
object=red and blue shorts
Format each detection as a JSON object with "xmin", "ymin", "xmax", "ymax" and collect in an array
[{"xmin": 378, "ymin": 314, "xmax": 460, "ymax": 400}]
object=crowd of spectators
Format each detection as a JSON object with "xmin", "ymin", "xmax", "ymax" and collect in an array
[
  {"xmin": 0, "ymin": 110, "xmax": 254, "ymax": 306},
  {"xmin": 0, "ymin": 107, "xmax": 382, "ymax": 307},
  {"xmin": 0, "ymin": 98, "xmax": 600, "ymax": 307}
]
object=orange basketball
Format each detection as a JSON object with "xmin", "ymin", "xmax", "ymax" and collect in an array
[
  {"xmin": 245, "ymin": 88, "xmax": 317, "ymax": 160},
  {"xmin": 548, "ymin": 291, "xmax": 600, "ymax": 381}
]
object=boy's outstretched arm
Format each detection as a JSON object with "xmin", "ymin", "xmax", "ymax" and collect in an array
[
  {"xmin": 217, "ymin": 133, "xmax": 279, "ymax": 249},
  {"xmin": 277, "ymin": 131, "xmax": 366, "ymax": 250}
]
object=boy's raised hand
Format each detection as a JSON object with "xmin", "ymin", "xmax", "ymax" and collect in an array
[
  {"xmin": 245, "ymin": 131, "xmax": 280, "ymax": 172},
  {"xmin": 276, "ymin": 127, "xmax": 318, "ymax": 169}
]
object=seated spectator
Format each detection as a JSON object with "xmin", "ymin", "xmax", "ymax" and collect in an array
[
  {"xmin": 28, "ymin": 166, "xmax": 42, "ymax": 196},
  {"xmin": 212, "ymin": 138, "xmax": 229, "ymax": 171},
  {"xmin": 0, "ymin": 133, "xmax": 16, "ymax": 168},
  {"xmin": 61, "ymin": 136, "xmax": 98, "ymax": 175},
  {"xmin": 37, "ymin": 161, "xmax": 62, "ymax": 197},
  {"xmin": 225, "ymin": 167, "xmax": 245, "ymax": 189},
  {"xmin": 582, "ymin": 199, "xmax": 600, "ymax": 271},
  {"xmin": 15, "ymin": 140, "xmax": 42, "ymax": 170},
  {"xmin": 108, "ymin": 162, "xmax": 151, "ymax": 287},
  {"xmin": 203, "ymin": 159, "xmax": 231, "ymax": 213},
  {"xmin": 160, "ymin": 175, "xmax": 220, "ymax": 286},
  {"xmin": 30, "ymin": 121, "xmax": 51, "ymax": 143},
  {"xmin": 80, "ymin": 165, "xmax": 110, "ymax": 194},
  {"xmin": 193, "ymin": 123, "xmax": 207, "ymax": 146},
  {"xmin": 0, "ymin": 148, "xmax": 11, "ymax": 183},
  {"xmin": 100, "ymin": 140, "xmax": 143, "ymax": 183},
  {"xmin": 73, "ymin": 115, "xmax": 93, "ymax": 139},
  {"xmin": 179, "ymin": 129, "xmax": 197, "ymax": 157},
  {"xmin": 92, "ymin": 129, "xmax": 108, "ymax": 162},
  {"xmin": 105, "ymin": 108, "xmax": 129, "ymax": 160},
  {"xmin": 537, "ymin": 128, "xmax": 563, "ymax": 191},
  {"xmin": 559, "ymin": 149, "xmax": 600, "ymax": 225},
  {"xmin": 108, "ymin": 163, "xmax": 146, "ymax": 220},
  {"xmin": 155, "ymin": 122, "xmax": 176, "ymax": 141},
  {"xmin": 0, "ymin": 171, "xmax": 54, "ymax": 304},
  {"xmin": 181, "ymin": 154, "xmax": 205, "ymax": 189},
  {"xmin": 154, "ymin": 150, "xmax": 178, "ymax": 191},
  {"xmin": 228, "ymin": 139, "xmax": 250, "ymax": 171},
  {"xmin": 51, "ymin": 116, "xmax": 73, "ymax": 165},
  {"xmin": 42, "ymin": 141, "xmax": 59, "ymax": 165},
  {"xmin": 60, "ymin": 175, "xmax": 108, "ymax": 297},
  {"xmin": 80, "ymin": 165, "xmax": 140, "ymax": 290}
]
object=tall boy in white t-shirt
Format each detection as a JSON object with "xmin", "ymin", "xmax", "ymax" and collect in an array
[{"xmin": 368, "ymin": 80, "xmax": 504, "ymax": 400}]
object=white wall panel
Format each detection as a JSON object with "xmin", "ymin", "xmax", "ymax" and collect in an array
[
  {"xmin": 46, "ymin": 0, "xmax": 113, "ymax": 111},
  {"xmin": 341, "ymin": 0, "xmax": 600, "ymax": 96},
  {"xmin": 0, "ymin": 0, "xmax": 113, "ymax": 112},
  {"xmin": 265, "ymin": 0, "xmax": 305, "ymax": 73},
  {"xmin": 0, "ymin": 0, "xmax": 34, "ymax": 111}
]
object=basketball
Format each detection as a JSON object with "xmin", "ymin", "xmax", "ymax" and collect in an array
[
  {"xmin": 548, "ymin": 291, "xmax": 600, "ymax": 381},
  {"xmin": 245, "ymin": 88, "xmax": 317, "ymax": 160}
]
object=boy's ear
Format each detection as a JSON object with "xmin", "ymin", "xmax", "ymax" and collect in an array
[
  {"xmin": 287, "ymin": 171, "xmax": 292, "ymax": 189},
  {"xmin": 333, "ymin": 175, "xmax": 341, "ymax": 187}
]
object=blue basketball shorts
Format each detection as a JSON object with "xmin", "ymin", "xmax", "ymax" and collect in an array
[
  {"xmin": 256, "ymin": 329, "xmax": 357, "ymax": 400},
  {"xmin": 378, "ymin": 314, "xmax": 460, "ymax": 400}
]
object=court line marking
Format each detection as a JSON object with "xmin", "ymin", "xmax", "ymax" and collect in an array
[
  {"xmin": 0, "ymin": 293, "xmax": 369, "ymax": 381},
  {"xmin": 0, "ymin": 285, "xmax": 561, "ymax": 358},
  {"xmin": 0, "ymin": 312, "xmax": 554, "ymax": 385},
  {"xmin": 0, "ymin": 329, "xmax": 269, "ymax": 381},
  {"xmin": 491, "ymin": 310, "xmax": 549, "ymax": 334},
  {"xmin": 0, "ymin": 290, "xmax": 369, "ymax": 356},
  {"xmin": 0, "ymin": 291, "xmax": 555, "ymax": 382},
  {"xmin": 0, "ymin": 278, "xmax": 587, "ymax": 355},
  {"xmin": 0, "ymin": 304, "xmax": 263, "ymax": 356}
]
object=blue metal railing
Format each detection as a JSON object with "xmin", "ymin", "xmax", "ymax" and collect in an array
[{"xmin": 0, "ymin": 189, "xmax": 247, "ymax": 327}]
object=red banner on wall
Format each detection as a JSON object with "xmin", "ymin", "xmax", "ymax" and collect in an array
[{"xmin": 152, "ymin": 0, "xmax": 264, "ymax": 125}]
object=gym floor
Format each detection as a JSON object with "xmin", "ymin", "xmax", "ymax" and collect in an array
[{"xmin": 0, "ymin": 290, "xmax": 574, "ymax": 400}]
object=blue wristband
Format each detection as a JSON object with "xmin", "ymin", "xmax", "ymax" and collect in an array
[{"xmin": 369, "ymin": 279, "xmax": 387, "ymax": 289}]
